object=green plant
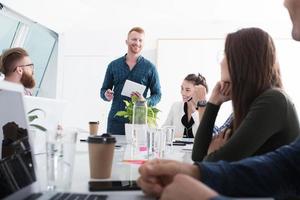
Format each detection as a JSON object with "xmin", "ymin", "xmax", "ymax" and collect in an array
[
  {"xmin": 28, "ymin": 108, "xmax": 47, "ymax": 132},
  {"xmin": 115, "ymin": 96, "xmax": 160, "ymax": 127}
]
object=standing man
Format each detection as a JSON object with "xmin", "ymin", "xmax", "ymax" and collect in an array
[
  {"xmin": 100, "ymin": 27, "xmax": 161, "ymax": 135},
  {"xmin": 0, "ymin": 47, "xmax": 35, "ymax": 96}
]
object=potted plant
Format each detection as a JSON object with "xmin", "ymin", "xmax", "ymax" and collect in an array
[
  {"xmin": 115, "ymin": 95, "xmax": 160, "ymax": 128},
  {"xmin": 28, "ymin": 108, "xmax": 47, "ymax": 132},
  {"xmin": 27, "ymin": 108, "xmax": 47, "ymax": 154}
]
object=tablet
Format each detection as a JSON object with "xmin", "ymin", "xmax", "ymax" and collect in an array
[{"xmin": 121, "ymin": 80, "xmax": 146, "ymax": 97}]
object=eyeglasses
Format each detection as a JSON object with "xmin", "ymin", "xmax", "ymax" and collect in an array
[{"xmin": 13, "ymin": 63, "xmax": 34, "ymax": 72}]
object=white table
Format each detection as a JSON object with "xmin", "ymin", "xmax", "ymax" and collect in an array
[
  {"xmin": 72, "ymin": 134, "xmax": 192, "ymax": 192},
  {"xmin": 34, "ymin": 133, "xmax": 193, "ymax": 195},
  {"xmin": 33, "ymin": 133, "xmax": 273, "ymax": 200}
]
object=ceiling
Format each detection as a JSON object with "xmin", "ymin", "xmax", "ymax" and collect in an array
[{"xmin": 1, "ymin": 0, "xmax": 290, "ymax": 32}]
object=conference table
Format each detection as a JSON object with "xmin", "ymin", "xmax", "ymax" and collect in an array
[
  {"xmin": 33, "ymin": 131, "xmax": 274, "ymax": 200},
  {"xmin": 34, "ymin": 132, "xmax": 193, "ymax": 199}
]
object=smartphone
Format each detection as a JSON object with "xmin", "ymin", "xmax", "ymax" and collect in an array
[{"xmin": 88, "ymin": 180, "xmax": 140, "ymax": 191}]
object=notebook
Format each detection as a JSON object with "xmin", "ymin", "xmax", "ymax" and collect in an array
[{"xmin": 0, "ymin": 81, "xmax": 152, "ymax": 200}]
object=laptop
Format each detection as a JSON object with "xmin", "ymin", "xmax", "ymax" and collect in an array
[
  {"xmin": 0, "ymin": 81, "xmax": 152, "ymax": 200},
  {"xmin": 23, "ymin": 96, "xmax": 67, "ymax": 154},
  {"xmin": 24, "ymin": 96, "xmax": 67, "ymax": 132}
]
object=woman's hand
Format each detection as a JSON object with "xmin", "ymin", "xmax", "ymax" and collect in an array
[
  {"xmin": 207, "ymin": 128, "xmax": 232, "ymax": 154},
  {"xmin": 187, "ymin": 85, "xmax": 207, "ymax": 112},
  {"xmin": 209, "ymin": 81, "xmax": 231, "ymax": 105},
  {"xmin": 192, "ymin": 85, "xmax": 207, "ymax": 103}
]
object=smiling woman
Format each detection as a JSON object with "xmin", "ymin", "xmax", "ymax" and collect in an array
[{"xmin": 163, "ymin": 73, "xmax": 208, "ymax": 138}]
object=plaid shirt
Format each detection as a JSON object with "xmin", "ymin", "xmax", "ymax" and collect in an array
[
  {"xmin": 24, "ymin": 87, "xmax": 33, "ymax": 96},
  {"xmin": 213, "ymin": 113, "xmax": 234, "ymax": 135},
  {"xmin": 100, "ymin": 54, "xmax": 161, "ymax": 135}
]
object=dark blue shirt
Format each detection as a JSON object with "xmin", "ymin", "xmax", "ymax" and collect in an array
[
  {"xmin": 197, "ymin": 137, "xmax": 300, "ymax": 199},
  {"xmin": 100, "ymin": 55, "xmax": 161, "ymax": 135}
]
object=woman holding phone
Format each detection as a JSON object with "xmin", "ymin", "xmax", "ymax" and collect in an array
[{"xmin": 163, "ymin": 73, "xmax": 208, "ymax": 138}]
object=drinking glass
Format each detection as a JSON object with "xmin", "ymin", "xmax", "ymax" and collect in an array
[
  {"xmin": 162, "ymin": 125, "xmax": 175, "ymax": 153},
  {"xmin": 146, "ymin": 128, "xmax": 166, "ymax": 159},
  {"xmin": 46, "ymin": 128, "xmax": 78, "ymax": 191}
]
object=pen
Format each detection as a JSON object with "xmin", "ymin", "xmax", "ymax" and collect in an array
[
  {"xmin": 172, "ymin": 143, "xmax": 186, "ymax": 146},
  {"xmin": 174, "ymin": 140, "xmax": 193, "ymax": 144}
]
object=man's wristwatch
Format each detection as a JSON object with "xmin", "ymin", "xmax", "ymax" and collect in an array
[{"xmin": 196, "ymin": 100, "xmax": 207, "ymax": 109}]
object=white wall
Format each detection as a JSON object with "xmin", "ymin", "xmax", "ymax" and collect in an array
[
  {"xmin": 157, "ymin": 39, "xmax": 300, "ymax": 128},
  {"xmin": 1, "ymin": 0, "xmax": 296, "ymax": 132}
]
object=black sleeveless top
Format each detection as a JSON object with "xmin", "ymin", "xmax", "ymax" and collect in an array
[{"xmin": 181, "ymin": 102, "xmax": 195, "ymax": 138}]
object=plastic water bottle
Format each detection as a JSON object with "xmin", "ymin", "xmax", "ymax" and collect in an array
[
  {"xmin": 132, "ymin": 100, "xmax": 147, "ymax": 125},
  {"xmin": 132, "ymin": 100, "xmax": 148, "ymax": 153}
]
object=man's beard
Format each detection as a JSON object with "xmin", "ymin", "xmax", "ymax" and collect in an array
[
  {"xmin": 129, "ymin": 45, "xmax": 141, "ymax": 54},
  {"xmin": 21, "ymin": 72, "xmax": 35, "ymax": 89}
]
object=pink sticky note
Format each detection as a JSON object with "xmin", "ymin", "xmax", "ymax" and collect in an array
[
  {"xmin": 122, "ymin": 160, "xmax": 146, "ymax": 165},
  {"xmin": 139, "ymin": 146, "xmax": 147, "ymax": 151}
]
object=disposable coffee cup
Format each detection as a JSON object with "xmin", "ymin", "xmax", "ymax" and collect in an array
[
  {"xmin": 89, "ymin": 121, "xmax": 99, "ymax": 135},
  {"xmin": 87, "ymin": 134, "xmax": 116, "ymax": 179}
]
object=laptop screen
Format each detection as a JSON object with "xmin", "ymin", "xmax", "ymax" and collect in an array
[{"xmin": 0, "ymin": 82, "xmax": 36, "ymax": 199}]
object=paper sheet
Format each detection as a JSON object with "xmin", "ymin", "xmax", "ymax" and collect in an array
[
  {"xmin": 182, "ymin": 144, "xmax": 193, "ymax": 151},
  {"xmin": 121, "ymin": 79, "xmax": 146, "ymax": 97}
]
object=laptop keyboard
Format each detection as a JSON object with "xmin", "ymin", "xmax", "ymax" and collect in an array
[
  {"xmin": 25, "ymin": 193, "xmax": 107, "ymax": 200},
  {"xmin": 51, "ymin": 193, "xmax": 107, "ymax": 200},
  {"xmin": 24, "ymin": 193, "xmax": 43, "ymax": 200}
]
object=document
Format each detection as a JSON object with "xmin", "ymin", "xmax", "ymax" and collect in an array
[{"xmin": 121, "ymin": 80, "xmax": 146, "ymax": 97}]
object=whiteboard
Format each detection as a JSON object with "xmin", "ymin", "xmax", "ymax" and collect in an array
[{"xmin": 156, "ymin": 38, "xmax": 300, "ymax": 127}]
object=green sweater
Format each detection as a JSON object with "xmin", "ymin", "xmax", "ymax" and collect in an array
[{"xmin": 192, "ymin": 88, "xmax": 300, "ymax": 162}]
